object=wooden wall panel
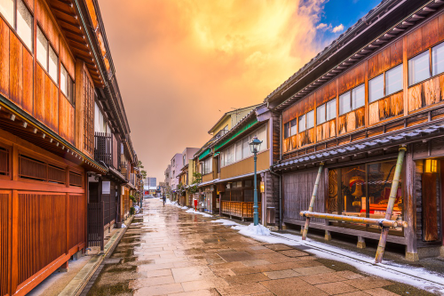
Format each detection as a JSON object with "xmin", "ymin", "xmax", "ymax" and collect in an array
[
  {"xmin": 422, "ymin": 17, "xmax": 440, "ymax": 49},
  {"xmin": 439, "ymin": 14, "xmax": 444, "ymax": 41},
  {"xmin": 316, "ymin": 120, "xmax": 336, "ymax": 142},
  {"xmin": 0, "ymin": 19, "xmax": 9, "ymax": 98},
  {"xmin": 0, "ymin": 192, "xmax": 11, "ymax": 296},
  {"xmin": 68, "ymin": 194, "xmax": 86, "ymax": 249},
  {"xmin": 9, "ymin": 34, "xmax": 23, "ymax": 107},
  {"xmin": 35, "ymin": 66, "xmax": 45, "ymax": 122},
  {"xmin": 369, "ymin": 92, "xmax": 404, "ymax": 125},
  {"xmin": 59, "ymin": 95, "xmax": 75, "ymax": 144},
  {"xmin": 49, "ymin": 76, "xmax": 58, "ymax": 131},
  {"xmin": 390, "ymin": 39, "xmax": 403, "ymax": 68},
  {"xmin": 408, "ymin": 75, "xmax": 444, "ymax": 113},
  {"xmin": 406, "ymin": 26, "xmax": 422, "ymax": 59},
  {"xmin": 283, "ymin": 168, "xmax": 325, "ymax": 223},
  {"xmin": 338, "ymin": 107, "xmax": 364, "ymax": 135},
  {"xmin": 17, "ymin": 193, "xmax": 67, "ymax": 287},
  {"xmin": 22, "ymin": 49, "xmax": 33, "ymax": 114}
]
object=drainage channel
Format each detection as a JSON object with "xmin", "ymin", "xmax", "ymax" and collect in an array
[{"xmin": 269, "ymin": 232, "xmax": 444, "ymax": 293}]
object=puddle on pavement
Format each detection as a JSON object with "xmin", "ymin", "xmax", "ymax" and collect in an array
[{"xmin": 87, "ymin": 216, "xmax": 142, "ymax": 295}]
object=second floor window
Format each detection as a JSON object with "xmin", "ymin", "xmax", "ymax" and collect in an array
[
  {"xmin": 340, "ymin": 84, "xmax": 365, "ymax": 115},
  {"xmin": 432, "ymin": 42, "xmax": 444, "ymax": 76},
  {"xmin": 409, "ymin": 51, "xmax": 430, "ymax": 86},
  {"xmin": 283, "ymin": 119, "xmax": 296, "ymax": 138},
  {"xmin": 37, "ymin": 26, "xmax": 58, "ymax": 84},
  {"xmin": 299, "ymin": 110, "xmax": 314, "ymax": 133},
  {"xmin": 0, "ymin": 0, "xmax": 32, "ymax": 51},
  {"xmin": 60, "ymin": 65, "xmax": 74, "ymax": 103},
  {"xmin": 317, "ymin": 99, "xmax": 336, "ymax": 124}
]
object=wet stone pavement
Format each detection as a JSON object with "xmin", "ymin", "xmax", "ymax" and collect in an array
[{"xmin": 87, "ymin": 199, "xmax": 434, "ymax": 296}]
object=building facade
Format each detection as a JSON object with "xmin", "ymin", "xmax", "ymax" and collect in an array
[
  {"xmin": 267, "ymin": 0, "xmax": 444, "ymax": 260},
  {"xmin": 0, "ymin": 0, "xmax": 138, "ymax": 295}
]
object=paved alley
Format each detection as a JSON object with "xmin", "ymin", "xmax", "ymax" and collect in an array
[{"xmin": 86, "ymin": 199, "xmax": 435, "ymax": 296}]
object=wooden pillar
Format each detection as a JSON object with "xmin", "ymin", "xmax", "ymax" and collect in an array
[
  {"xmin": 11, "ymin": 190, "xmax": 19, "ymax": 295},
  {"xmin": 404, "ymin": 148, "xmax": 418, "ymax": 261},
  {"xmin": 357, "ymin": 236, "xmax": 366, "ymax": 249},
  {"xmin": 324, "ymin": 230, "xmax": 332, "ymax": 241}
]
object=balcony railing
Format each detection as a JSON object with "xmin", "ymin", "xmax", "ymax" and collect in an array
[{"xmin": 94, "ymin": 132, "xmax": 113, "ymax": 167}]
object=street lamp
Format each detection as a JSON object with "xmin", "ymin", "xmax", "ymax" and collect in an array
[{"xmin": 249, "ymin": 136, "xmax": 263, "ymax": 226}]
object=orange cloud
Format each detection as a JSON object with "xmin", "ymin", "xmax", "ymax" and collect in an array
[{"xmin": 99, "ymin": 0, "xmax": 327, "ymax": 180}]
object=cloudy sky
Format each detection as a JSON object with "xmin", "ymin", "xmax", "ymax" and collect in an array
[{"xmin": 99, "ymin": 0, "xmax": 380, "ymax": 182}]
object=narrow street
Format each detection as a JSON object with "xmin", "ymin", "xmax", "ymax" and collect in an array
[{"xmin": 84, "ymin": 199, "xmax": 434, "ymax": 296}]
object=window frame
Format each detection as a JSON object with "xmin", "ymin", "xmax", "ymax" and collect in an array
[
  {"xmin": 408, "ymin": 50, "xmax": 431, "ymax": 87},
  {"xmin": 36, "ymin": 24, "xmax": 59, "ymax": 85},
  {"xmin": 0, "ymin": 0, "xmax": 33, "ymax": 53},
  {"xmin": 339, "ymin": 83, "xmax": 365, "ymax": 116},
  {"xmin": 317, "ymin": 98, "xmax": 336, "ymax": 125},
  {"xmin": 432, "ymin": 41, "xmax": 444, "ymax": 77}
]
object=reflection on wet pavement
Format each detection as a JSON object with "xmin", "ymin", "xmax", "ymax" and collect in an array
[{"xmin": 87, "ymin": 199, "xmax": 433, "ymax": 296}]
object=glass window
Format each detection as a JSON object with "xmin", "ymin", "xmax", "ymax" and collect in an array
[
  {"xmin": 0, "ymin": 0, "xmax": 14, "ymax": 26},
  {"xmin": 16, "ymin": 0, "xmax": 32, "ymax": 51},
  {"xmin": 298, "ymin": 114, "xmax": 306, "ymax": 132},
  {"xmin": 37, "ymin": 27, "xmax": 48, "ymax": 68},
  {"xmin": 339, "ymin": 91, "xmax": 351, "ymax": 115},
  {"xmin": 61, "ymin": 65, "xmax": 67, "ymax": 96},
  {"xmin": 290, "ymin": 119, "xmax": 297, "ymax": 136},
  {"xmin": 432, "ymin": 42, "xmax": 444, "ymax": 76},
  {"xmin": 306, "ymin": 110, "xmax": 314, "ymax": 129},
  {"xmin": 242, "ymin": 137, "xmax": 249, "ymax": 158},
  {"xmin": 409, "ymin": 51, "xmax": 430, "ymax": 86},
  {"xmin": 235, "ymin": 142, "xmax": 242, "ymax": 161},
  {"xmin": 327, "ymin": 160, "xmax": 403, "ymax": 232},
  {"xmin": 352, "ymin": 84, "xmax": 365, "ymax": 109},
  {"xmin": 326, "ymin": 99, "xmax": 336, "ymax": 121},
  {"xmin": 386, "ymin": 64, "xmax": 403, "ymax": 95},
  {"xmin": 48, "ymin": 46, "xmax": 58, "ymax": 83},
  {"xmin": 317, "ymin": 104, "xmax": 326, "ymax": 124},
  {"xmin": 369, "ymin": 74, "xmax": 384, "ymax": 103},
  {"xmin": 284, "ymin": 122, "xmax": 289, "ymax": 138}
]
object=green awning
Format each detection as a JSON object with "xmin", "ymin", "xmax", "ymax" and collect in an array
[
  {"xmin": 198, "ymin": 148, "xmax": 212, "ymax": 160},
  {"xmin": 214, "ymin": 118, "xmax": 258, "ymax": 151}
]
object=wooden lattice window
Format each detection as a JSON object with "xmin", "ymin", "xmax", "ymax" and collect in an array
[
  {"xmin": 48, "ymin": 165, "xmax": 66, "ymax": 184},
  {"xmin": 83, "ymin": 71, "xmax": 94, "ymax": 155},
  {"xmin": 69, "ymin": 171, "xmax": 83, "ymax": 187},
  {"xmin": 18, "ymin": 154, "xmax": 67, "ymax": 185},
  {"xmin": 0, "ymin": 147, "xmax": 9, "ymax": 176},
  {"xmin": 19, "ymin": 155, "xmax": 47, "ymax": 181}
]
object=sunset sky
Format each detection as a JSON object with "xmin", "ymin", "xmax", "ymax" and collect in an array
[{"xmin": 99, "ymin": 0, "xmax": 381, "ymax": 182}]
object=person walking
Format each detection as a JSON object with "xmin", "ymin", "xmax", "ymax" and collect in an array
[{"xmin": 162, "ymin": 195, "xmax": 166, "ymax": 206}]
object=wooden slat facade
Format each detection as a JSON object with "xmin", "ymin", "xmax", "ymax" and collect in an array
[{"xmin": 0, "ymin": 0, "xmax": 119, "ymax": 295}]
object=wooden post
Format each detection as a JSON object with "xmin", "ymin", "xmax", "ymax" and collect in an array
[
  {"xmin": 302, "ymin": 163, "xmax": 324, "ymax": 240},
  {"xmin": 375, "ymin": 146, "xmax": 406, "ymax": 263},
  {"xmin": 357, "ymin": 236, "xmax": 366, "ymax": 249},
  {"xmin": 325, "ymin": 230, "xmax": 332, "ymax": 241},
  {"xmin": 404, "ymin": 148, "xmax": 418, "ymax": 261}
]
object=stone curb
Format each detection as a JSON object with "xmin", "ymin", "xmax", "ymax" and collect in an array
[{"xmin": 58, "ymin": 216, "xmax": 134, "ymax": 296}]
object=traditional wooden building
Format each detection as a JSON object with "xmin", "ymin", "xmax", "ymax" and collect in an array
[
  {"xmin": 268, "ymin": 0, "xmax": 444, "ymax": 260},
  {"xmin": 0, "ymin": 0, "xmax": 137, "ymax": 295},
  {"xmin": 193, "ymin": 104, "xmax": 279, "ymax": 222}
]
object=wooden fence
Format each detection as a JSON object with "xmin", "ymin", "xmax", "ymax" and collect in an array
[{"xmin": 221, "ymin": 201, "xmax": 262, "ymax": 220}]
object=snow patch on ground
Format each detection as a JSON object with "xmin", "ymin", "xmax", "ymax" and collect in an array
[
  {"xmin": 232, "ymin": 223, "xmax": 271, "ymax": 237},
  {"xmin": 133, "ymin": 205, "xmax": 141, "ymax": 213},
  {"xmin": 181, "ymin": 206, "xmax": 188, "ymax": 210},
  {"xmin": 185, "ymin": 208, "xmax": 213, "ymax": 217},
  {"xmin": 211, "ymin": 219, "xmax": 240, "ymax": 226}
]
